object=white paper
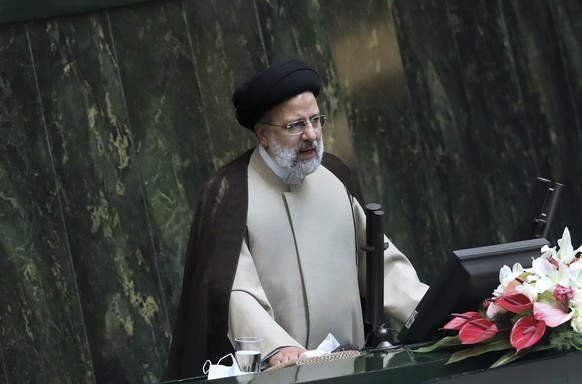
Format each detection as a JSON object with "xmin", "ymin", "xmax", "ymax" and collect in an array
[{"xmin": 299, "ymin": 333, "xmax": 340, "ymax": 358}]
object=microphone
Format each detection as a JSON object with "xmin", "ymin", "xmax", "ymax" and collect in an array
[{"xmin": 362, "ymin": 203, "xmax": 392, "ymax": 349}]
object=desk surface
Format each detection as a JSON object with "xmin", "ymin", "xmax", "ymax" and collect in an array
[{"xmin": 165, "ymin": 347, "xmax": 581, "ymax": 384}]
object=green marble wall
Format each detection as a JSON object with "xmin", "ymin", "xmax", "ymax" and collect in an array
[{"xmin": 0, "ymin": 0, "xmax": 580, "ymax": 383}]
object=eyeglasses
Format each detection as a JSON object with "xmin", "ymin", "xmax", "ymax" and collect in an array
[{"xmin": 260, "ymin": 115, "xmax": 326, "ymax": 136}]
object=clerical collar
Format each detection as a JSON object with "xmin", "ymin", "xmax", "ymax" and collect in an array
[{"xmin": 258, "ymin": 144, "xmax": 305, "ymax": 185}]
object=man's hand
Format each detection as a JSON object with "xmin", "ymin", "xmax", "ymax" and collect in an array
[{"xmin": 268, "ymin": 346, "xmax": 307, "ymax": 367}]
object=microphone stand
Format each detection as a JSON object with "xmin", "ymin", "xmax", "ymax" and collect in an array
[{"xmin": 362, "ymin": 203, "xmax": 392, "ymax": 350}]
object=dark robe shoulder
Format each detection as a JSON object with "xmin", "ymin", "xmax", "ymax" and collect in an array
[{"xmin": 162, "ymin": 149, "xmax": 362, "ymax": 381}]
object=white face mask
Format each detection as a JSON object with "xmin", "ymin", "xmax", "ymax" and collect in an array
[{"xmin": 203, "ymin": 354, "xmax": 246, "ymax": 380}]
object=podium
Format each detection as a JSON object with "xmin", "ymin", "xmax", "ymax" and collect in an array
[{"xmin": 163, "ymin": 347, "xmax": 581, "ymax": 384}]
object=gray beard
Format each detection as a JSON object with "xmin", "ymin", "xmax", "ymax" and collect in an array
[{"xmin": 267, "ymin": 136, "xmax": 324, "ymax": 179}]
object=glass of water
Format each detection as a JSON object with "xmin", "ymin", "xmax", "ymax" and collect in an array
[{"xmin": 234, "ymin": 336, "xmax": 262, "ymax": 373}]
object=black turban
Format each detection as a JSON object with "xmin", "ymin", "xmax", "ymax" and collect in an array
[{"xmin": 232, "ymin": 59, "xmax": 321, "ymax": 131}]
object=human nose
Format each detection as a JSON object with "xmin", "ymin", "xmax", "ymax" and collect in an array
[{"xmin": 301, "ymin": 121, "xmax": 319, "ymax": 140}]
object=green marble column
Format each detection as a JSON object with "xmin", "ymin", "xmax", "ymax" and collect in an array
[
  {"xmin": 501, "ymin": 0, "xmax": 582, "ymax": 240},
  {"xmin": 0, "ymin": 23, "xmax": 94, "ymax": 383},
  {"xmin": 182, "ymin": 0, "xmax": 261, "ymax": 166},
  {"xmin": 391, "ymin": 0, "xmax": 497, "ymax": 278},
  {"xmin": 26, "ymin": 12, "xmax": 170, "ymax": 383},
  {"xmin": 108, "ymin": 0, "xmax": 214, "ymax": 331},
  {"xmin": 322, "ymin": 0, "xmax": 431, "ymax": 271}
]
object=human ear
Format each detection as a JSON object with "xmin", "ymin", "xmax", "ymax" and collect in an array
[{"xmin": 255, "ymin": 124, "xmax": 269, "ymax": 148}]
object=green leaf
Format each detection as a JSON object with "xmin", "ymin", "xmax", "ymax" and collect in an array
[
  {"xmin": 412, "ymin": 336, "xmax": 462, "ymax": 353},
  {"xmin": 490, "ymin": 350, "xmax": 520, "ymax": 368},
  {"xmin": 446, "ymin": 339, "xmax": 512, "ymax": 364},
  {"xmin": 490, "ymin": 344, "xmax": 554, "ymax": 368},
  {"xmin": 549, "ymin": 327, "xmax": 582, "ymax": 350}
]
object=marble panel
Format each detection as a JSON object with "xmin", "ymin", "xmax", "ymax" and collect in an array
[
  {"xmin": 444, "ymin": 1, "xmax": 544, "ymax": 242},
  {"xmin": 552, "ymin": 1, "xmax": 582, "ymax": 243},
  {"xmin": 322, "ymin": 0, "xmax": 429, "ymax": 270},
  {"xmin": 552, "ymin": 0, "xmax": 582, "ymax": 124},
  {"xmin": 108, "ymin": 0, "xmax": 213, "ymax": 333},
  {"xmin": 502, "ymin": 0, "xmax": 582, "ymax": 244},
  {"xmin": 182, "ymin": 0, "xmax": 262, "ymax": 167},
  {"xmin": 392, "ymin": 0, "xmax": 582, "ymax": 274},
  {"xmin": 0, "ymin": 346, "xmax": 5, "ymax": 383},
  {"xmin": 0, "ymin": 24, "xmax": 94, "ymax": 383},
  {"xmin": 391, "ymin": 0, "xmax": 488, "ymax": 280},
  {"xmin": 26, "ymin": 12, "xmax": 168, "ymax": 383}
]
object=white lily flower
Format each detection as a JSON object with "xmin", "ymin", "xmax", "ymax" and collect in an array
[
  {"xmin": 540, "ymin": 244, "xmax": 556, "ymax": 260},
  {"xmin": 571, "ymin": 315, "xmax": 582, "ymax": 333},
  {"xmin": 515, "ymin": 282, "xmax": 539, "ymax": 302},
  {"xmin": 568, "ymin": 262, "xmax": 582, "ymax": 289},
  {"xmin": 570, "ymin": 288, "xmax": 582, "ymax": 307},
  {"xmin": 557, "ymin": 227, "xmax": 576, "ymax": 264},
  {"xmin": 492, "ymin": 263, "xmax": 524, "ymax": 297},
  {"xmin": 531, "ymin": 258, "xmax": 555, "ymax": 292},
  {"xmin": 570, "ymin": 289, "xmax": 582, "ymax": 333}
]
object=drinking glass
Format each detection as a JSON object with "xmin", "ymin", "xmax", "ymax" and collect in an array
[{"xmin": 234, "ymin": 336, "xmax": 262, "ymax": 373}]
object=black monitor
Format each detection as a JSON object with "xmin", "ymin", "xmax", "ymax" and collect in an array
[{"xmin": 397, "ymin": 237, "xmax": 550, "ymax": 345}]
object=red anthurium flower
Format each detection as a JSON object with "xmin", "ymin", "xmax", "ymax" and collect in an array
[
  {"xmin": 533, "ymin": 301, "xmax": 574, "ymax": 328},
  {"xmin": 510, "ymin": 316, "xmax": 546, "ymax": 352},
  {"xmin": 441, "ymin": 312, "xmax": 480, "ymax": 331},
  {"xmin": 495, "ymin": 293, "xmax": 533, "ymax": 314},
  {"xmin": 459, "ymin": 318, "xmax": 498, "ymax": 344}
]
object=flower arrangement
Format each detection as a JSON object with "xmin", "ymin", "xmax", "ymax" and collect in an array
[{"xmin": 415, "ymin": 227, "xmax": 582, "ymax": 367}]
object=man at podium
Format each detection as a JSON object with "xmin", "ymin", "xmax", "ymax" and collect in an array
[{"xmin": 163, "ymin": 58, "xmax": 428, "ymax": 380}]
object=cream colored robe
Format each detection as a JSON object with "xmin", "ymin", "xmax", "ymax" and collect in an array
[{"xmin": 228, "ymin": 148, "xmax": 428, "ymax": 357}]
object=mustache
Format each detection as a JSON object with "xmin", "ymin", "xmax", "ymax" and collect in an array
[{"xmin": 297, "ymin": 140, "xmax": 318, "ymax": 151}]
